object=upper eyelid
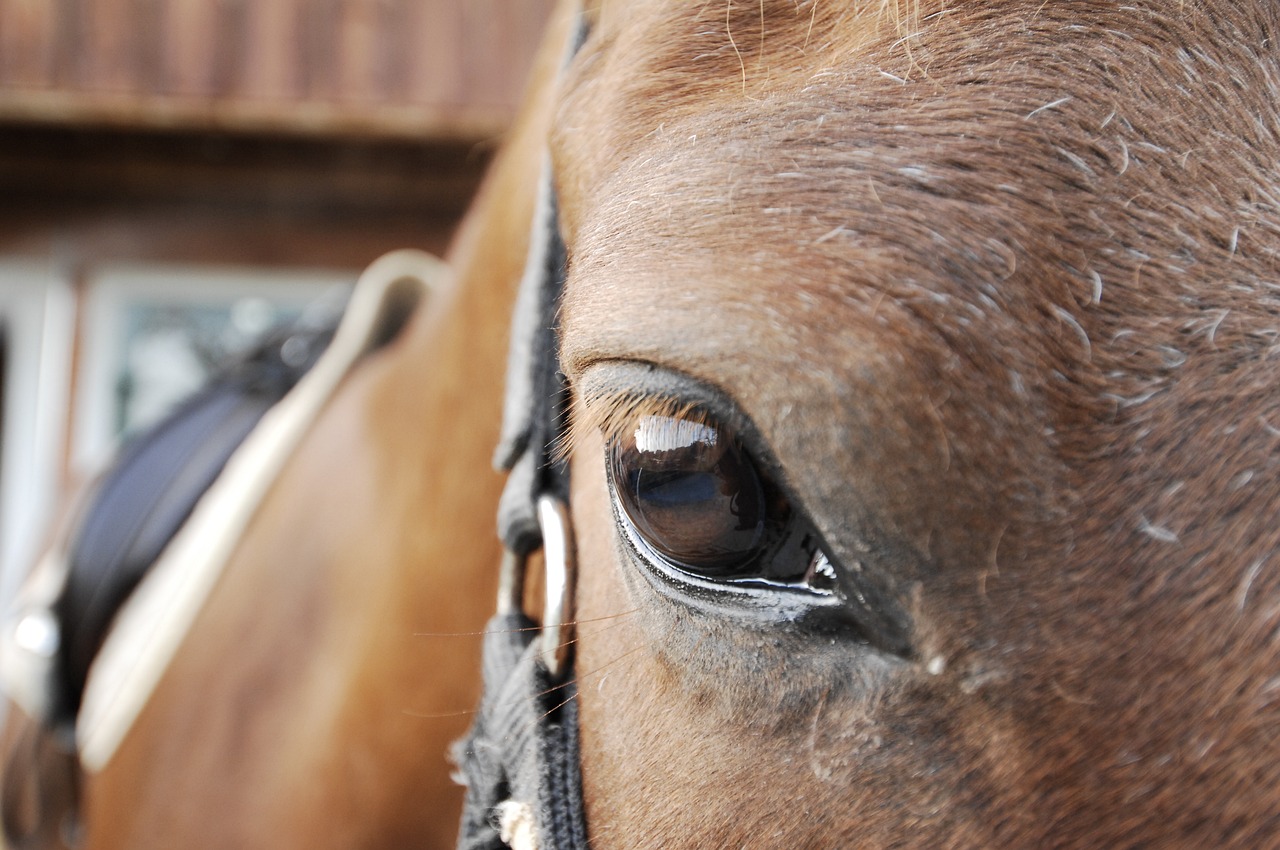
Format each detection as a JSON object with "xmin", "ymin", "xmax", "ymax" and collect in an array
[
  {"xmin": 581, "ymin": 390, "xmax": 705, "ymax": 440},
  {"xmin": 565, "ymin": 361, "xmax": 793, "ymax": 500}
]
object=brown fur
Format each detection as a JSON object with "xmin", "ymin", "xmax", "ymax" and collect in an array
[{"xmin": 554, "ymin": 1, "xmax": 1280, "ymax": 846}]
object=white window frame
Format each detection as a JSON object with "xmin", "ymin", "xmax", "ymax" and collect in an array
[
  {"xmin": 0, "ymin": 262, "xmax": 76, "ymax": 605},
  {"xmin": 73, "ymin": 263, "xmax": 354, "ymax": 475}
]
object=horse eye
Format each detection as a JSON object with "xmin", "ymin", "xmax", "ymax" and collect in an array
[{"xmin": 608, "ymin": 411, "xmax": 787, "ymax": 579}]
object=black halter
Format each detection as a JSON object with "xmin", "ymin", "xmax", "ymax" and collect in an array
[
  {"xmin": 452, "ymin": 25, "xmax": 592, "ymax": 843},
  {"xmin": 452, "ymin": 186, "xmax": 589, "ymax": 850}
]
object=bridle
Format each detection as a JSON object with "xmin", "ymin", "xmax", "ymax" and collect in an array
[
  {"xmin": 453, "ymin": 182, "xmax": 588, "ymax": 850},
  {"xmin": 452, "ymin": 21, "xmax": 591, "ymax": 847}
]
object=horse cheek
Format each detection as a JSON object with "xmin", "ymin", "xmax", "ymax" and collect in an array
[{"xmin": 569, "ymin": 429, "xmax": 651, "ymax": 843}]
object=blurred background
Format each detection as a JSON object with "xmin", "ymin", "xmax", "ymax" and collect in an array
[{"xmin": 0, "ymin": 0, "xmax": 554, "ymax": 609}]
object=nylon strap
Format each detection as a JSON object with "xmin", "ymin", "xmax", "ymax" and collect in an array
[
  {"xmin": 453, "ymin": 614, "xmax": 589, "ymax": 850},
  {"xmin": 455, "ymin": 167, "xmax": 590, "ymax": 850},
  {"xmin": 493, "ymin": 182, "xmax": 571, "ymax": 557},
  {"xmin": 457, "ymin": 9, "xmax": 591, "ymax": 848}
]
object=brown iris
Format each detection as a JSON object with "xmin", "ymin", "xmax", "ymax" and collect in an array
[{"xmin": 609, "ymin": 411, "xmax": 784, "ymax": 578}]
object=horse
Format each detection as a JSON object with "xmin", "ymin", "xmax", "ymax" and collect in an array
[
  {"xmin": 0, "ymin": 4, "xmax": 585, "ymax": 846},
  {"xmin": 455, "ymin": 0, "xmax": 1280, "ymax": 847},
  {"xmin": 7, "ymin": 0, "xmax": 1280, "ymax": 847}
]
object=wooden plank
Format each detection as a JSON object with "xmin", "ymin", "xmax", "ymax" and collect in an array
[
  {"xmin": 407, "ymin": 0, "xmax": 464, "ymax": 110},
  {"xmin": 242, "ymin": 0, "xmax": 298, "ymax": 100},
  {"xmin": 208, "ymin": 0, "xmax": 250, "ymax": 97},
  {"xmin": 337, "ymin": 0, "xmax": 377, "ymax": 104},
  {"xmin": 371, "ymin": 0, "xmax": 411, "ymax": 103},
  {"xmin": 0, "ymin": 126, "xmax": 486, "ymax": 266},
  {"xmin": 163, "ymin": 0, "xmax": 220, "ymax": 96},
  {"xmin": 51, "ymin": 0, "xmax": 88, "ymax": 87},
  {"xmin": 82, "ymin": 0, "xmax": 135, "ymax": 92},
  {"xmin": 461, "ymin": 0, "xmax": 513, "ymax": 109},
  {"xmin": 0, "ymin": 0, "xmax": 554, "ymax": 139},
  {"xmin": 296, "ymin": 0, "xmax": 341, "ymax": 100},
  {"xmin": 131, "ymin": 0, "xmax": 166, "ymax": 92},
  {"xmin": 0, "ymin": 89, "xmax": 514, "ymax": 141},
  {"xmin": 0, "ymin": 125, "xmax": 489, "ymax": 215},
  {"xmin": 0, "ymin": 0, "xmax": 59, "ymax": 87}
]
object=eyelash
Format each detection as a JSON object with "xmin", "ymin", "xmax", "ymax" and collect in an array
[{"xmin": 559, "ymin": 389, "xmax": 707, "ymax": 465}]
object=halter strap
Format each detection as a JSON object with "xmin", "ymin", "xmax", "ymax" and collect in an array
[
  {"xmin": 454, "ymin": 171, "xmax": 590, "ymax": 850},
  {"xmin": 454, "ymin": 11, "xmax": 593, "ymax": 849}
]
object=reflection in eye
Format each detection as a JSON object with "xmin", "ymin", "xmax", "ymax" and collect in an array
[
  {"xmin": 613, "ymin": 413, "xmax": 768, "ymax": 575},
  {"xmin": 606, "ymin": 405, "xmax": 835, "ymax": 595},
  {"xmin": 633, "ymin": 415, "xmax": 717, "ymax": 454}
]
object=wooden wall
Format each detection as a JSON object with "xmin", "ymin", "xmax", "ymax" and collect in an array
[
  {"xmin": 0, "ymin": 0, "xmax": 555, "ymax": 139},
  {"xmin": 0, "ymin": 124, "xmax": 490, "ymax": 268}
]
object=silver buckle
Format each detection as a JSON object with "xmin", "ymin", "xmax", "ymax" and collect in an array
[{"xmin": 496, "ymin": 494, "xmax": 576, "ymax": 682}]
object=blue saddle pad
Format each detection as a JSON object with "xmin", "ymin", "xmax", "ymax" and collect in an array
[{"xmin": 50, "ymin": 319, "xmax": 335, "ymax": 725}]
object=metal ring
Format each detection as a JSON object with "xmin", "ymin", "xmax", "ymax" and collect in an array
[{"xmin": 536, "ymin": 495, "xmax": 576, "ymax": 681}]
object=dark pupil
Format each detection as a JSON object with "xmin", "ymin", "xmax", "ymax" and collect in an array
[{"xmin": 611, "ymin": 414, "xmax": 769, "ymax": 577}]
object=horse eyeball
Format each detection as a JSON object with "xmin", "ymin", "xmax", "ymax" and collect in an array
[{"xmin": 609, "ymin": 412, "xmax": 778, "ymax": 577}]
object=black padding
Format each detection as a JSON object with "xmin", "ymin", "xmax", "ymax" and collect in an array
[
  {"xmin": 454, "ymin": 614, "xmax": 590, "ymax": 850},
  {"xmin": 495, "ymin": 188, "xmax": 571, "ymax": 558},
  {"xmin": 51, "ymin": 321, "xmax": 334, "ymax": 725}
]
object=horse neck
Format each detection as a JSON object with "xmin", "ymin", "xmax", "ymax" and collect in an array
[
  {"xmin": 383, "ymin": 0, "xmax": 583, "ymax": 599},
  {"xmin": 76, "ymin": 7, "xmax": 588, "ymax": 848}
]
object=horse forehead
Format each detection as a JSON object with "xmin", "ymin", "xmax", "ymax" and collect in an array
[
  {"xmin": 553, "ymin": 18, "xmax": 1074, "ymax": 456},
  {"xmin": 554, "ymin": 0, "xmax": 1276, "ymax": 235},
  {"xmin": 555, "ymin": 0, "xmax": 1280, "ymax": 378},
  {"xmin": 552, "ymin": 10, "xmax": 1088, "ymax": 307},
  {"xmin": 553, "ymin": 75, "xmax": 1057, "ymax": 404}
]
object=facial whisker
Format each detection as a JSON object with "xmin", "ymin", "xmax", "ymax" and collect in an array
[
  {"xmin": 543, "ymin": 607, "xmax": 641, "ymax": 656},
  {"xmin": 412, "ymin": 607, "xmax": 640, "ymax": 639},
  {"xmin": 401, "ymin": 706, "xmax": 483, "ymax": 721},
  {"xmin": 531, "ymin": 642, "xmax": 651, "ymax": 726}
]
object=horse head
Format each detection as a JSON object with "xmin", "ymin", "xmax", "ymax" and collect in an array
[{"xmin": 505, "ymin": 1, "xmax": 1280, "ymax": 845}]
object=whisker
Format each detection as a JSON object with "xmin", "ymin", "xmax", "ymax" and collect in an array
[
  {"xmin": 520, "ymin": 613, "xmax": 646, "ymax": 705},
  {"xmin": 406, "ymin": 611, "xmax": 644, "ymax": 725},
  {"xmin": 412, "ymin": 624, "xmax": 541, "ymax": 638},
  {"xmin": 402, "ymin": 706, "xmax": 484, "ymax": 720},
  {"xmin": 413, "ymin": 607, "xmax": 641, "ymax": 639},
  {"xmin": 537, "ymin": 690, "xmax": 582, "ymax": 723},
  {"xmin": 541, "ymin": 608, "xmax": 641, "ymax": 656},
  {"xmin": 399, "ymin": 640, "xmax": 645, "ymax": 724},
  {"xmin": 531, "ymin": 642, "xmax": 651, "ymax": 726},
  {"xmin": 564, "ymin": 607, "xmax": 641, "ymax": 629},
  {"xmin": 534, "ymin": 639, "xmax": 648, "ymax": 702}
]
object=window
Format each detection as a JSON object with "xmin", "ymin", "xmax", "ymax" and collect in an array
[
  {"xmin": 73, "ymin": 263, "xmax": 354, "ymax": 472},
  {"xmin": 0, "ymin": 263, "xmax": 75, "ymax": 605}
]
